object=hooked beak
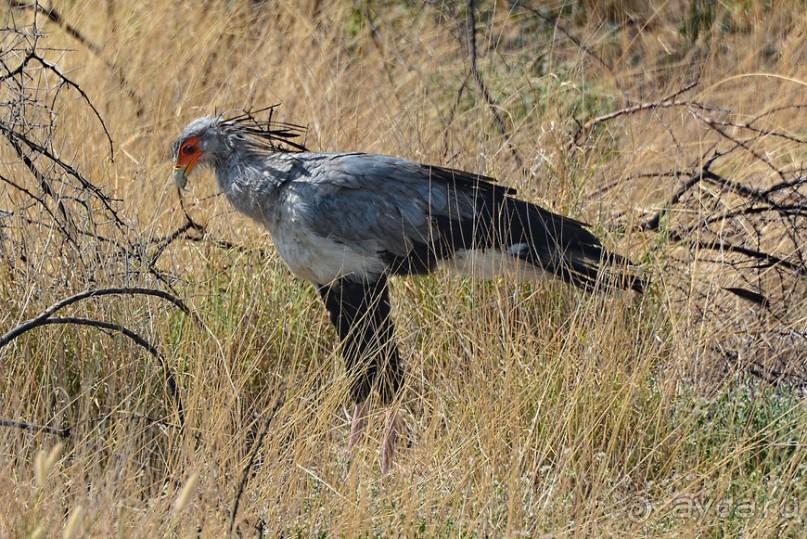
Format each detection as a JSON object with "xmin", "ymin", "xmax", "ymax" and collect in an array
[
  {"xmin": 173, "ymin": 164, "xmax": 191, "ymax": 189},
  {"xmin": 173, "ymin": 155, "xmax": 200, "ymax": 189}
]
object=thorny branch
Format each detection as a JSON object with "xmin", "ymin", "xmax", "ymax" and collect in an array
[
  {"xmin": 0, "ymin": 16, "xmax": 196, "ymax": 280},
  {"xmin": 639, "ymin": 151, "xmax": 725, "ymax": 232},
  {"xmin": 163, "ymin": 177, "xmax": 274, "ymax": 262},
  {"xmin": 571, "ymin": 80, "xmax": 703, "ymax": 149},
  {"xmin": 8, "ymin": 0, "xmax": 146, "ymax": 116},
  {"xmin": 0, "ymin": 14, "xmax": 214, "ymax": 435},
  {"xmin": 0, "ymin": 287, "xmax": 206, "ymax": 426},
  {"xmin": 580, "ymin": 83, "xmax": 807, "ymax": 384},
  {"xmin": 0, "ymin": 417, "xmax": 71, "ymax": 437},
  {"xmin": 636, "ymin": 151, "xmax": 807, "ymax": 277},
  {"xmin": 0, "ymin": 23, "xmax": 134, "ymax": 275}
]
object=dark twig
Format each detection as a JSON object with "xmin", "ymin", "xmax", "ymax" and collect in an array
[
  {"xmin": 8, "ymin": 0, "xmax": 102, "ymax": 54},
  {"xmin": 149, "ymin": 214, "xmax": 206, "ymax": 268},
  {"xmin": 1, "ymin": 8, "xmax": 112, "ymax": 157},
  {"xmin": 512, "ymin": 1, "xmax": 613, "ymax": 73},
  {"xmin": 693, "ymin": 110, "xmax": 788, "ymax": 182},
  {"xmin": 5, "ymin": 316, "xmax": 184, "ymax": 426},
  {"xmin": 0, "ymin": 130, "xmax": 81, "ymax": 246},
  {"xmin": 167, "ymin": 189, "xmax": 276, "ymax": 260},
  {"xmin": 0, "ymin": 170, "xmax": 72, "ymax": 239},
  {"xmin": 0, "ymin": 287, "xmax": 213, "ymax": 427},
  {"xmin": 701, "ymin": 116, "xmax": 804, "ymax": 145},
  {"xmin": 29, "ymin": 53, "xmax": 114, "ymax": 159},
  {"xmin": 0, "ymin": 410, "xmax": 186, "ymax": 439},
  {"xmin": 640, "ymin": 151, "xmax": 725, "ymax": 231},
  {"xmin": 700, "ymin": 203, "xmax": 807, "ymax": 226},
  {"xmin": 571, "ymin": 81, "xmax": 703, "ymax": 148},
  {"xmin": 717, "ymin": 345, "xmax": 807, "ymax": 389},
  {"xmin": 0, "ymin": 417, "xmax": 71, "ymax": 438},
  {"xmin": 229, "ymin": 393, "xmax": 285, "ymax": 536},
  {"xmin": 763, "ymin": 176, "xmax": 807, "ymax": 196},
  {"xmin": 1, "ymin": 125, "xmax": 128, "ymax": 231},
  {"xmin": 442, "ymin": 71, "xmax": 471, "ymax": 158},
  {"xmin": 463, "ymin": 0, "xmax": 525, "ymax": 170},
  {"xmin": 0, "ymin": 286, "xmax": 206, "ymax": 348},
  {"xmin": 8, "ymin": 0, "xmax": 146, "ymax": 116},
  {"xmin": 666, "ymin": 231, "xmax": 807, "ymax": 277}
]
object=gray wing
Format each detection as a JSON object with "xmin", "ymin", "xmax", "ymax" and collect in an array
[
  {"xmin": 292, "ymin": 153, "xmax": 508, "ymax": 275},
  {"xmin": 290, "ymin": 152, "xmax": 641, "ymax": 291}
]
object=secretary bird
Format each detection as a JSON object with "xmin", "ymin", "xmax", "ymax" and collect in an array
[{"xmin": 171, "ymin": 110, "xmax": 644, "ymax": 474}]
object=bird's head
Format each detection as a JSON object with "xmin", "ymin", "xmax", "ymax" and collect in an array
[
  {"xmin": 171, "ymin": 116, "xmax": 227, "ymax": 189},
  {"xmin": 171, "ymin": 108, "xmax": 308, "ymax": 189}
]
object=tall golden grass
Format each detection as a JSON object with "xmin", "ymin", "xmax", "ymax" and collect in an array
[{"xmin": 1, "ymin": 1, "xmax": 805, "ymax": 536}]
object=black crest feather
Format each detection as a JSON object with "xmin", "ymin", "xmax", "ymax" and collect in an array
[{"xmin": 223, "ymin": 105, "xmax": 308, "ymax": 153}]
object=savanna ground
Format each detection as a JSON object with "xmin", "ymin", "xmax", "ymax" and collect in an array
[{"xmin": 1, "ymin": 0, "xmax": 806, "ymax": 536}]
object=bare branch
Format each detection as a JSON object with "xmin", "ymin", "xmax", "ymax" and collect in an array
[
  {"xmin": 2, "ymin": 315, "xmax": 184, "ymax": 426},
  {"xmin": 229, "ymin": 392, "xmax": 285, "ymax": 535},
  {"xmin": 29, "ymin": 53, "xmax": 114, "ymax": 159},
  {"xmin": 0, "ymin": 287, "xmax": 206, "ymax": 348},
  {"xmin": 514, "ymin": 1, "xmax": 612, "ymax": 72},
  {"xmin": 639, "ymin": 151, "xmax": 725, "ymax": 231},
  {"xmin": 571, "ymin": 81, "xmax": 704, "ymax": 148},
  {"xmin": 461, "ymin": 0, "xmax": 525, "ymax": 170},
  {"xmin": 0, "ymin": 417, "xmax": 71, "ymax": 438},
  {"xmin": 0, "ymin": 285, "xmax": 217, "ymax": 429},
  {"xmin": 8, "ymin": 0, "xmax": 146, "ymax": 116}
]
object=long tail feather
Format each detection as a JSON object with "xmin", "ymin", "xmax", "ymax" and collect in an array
[{"xmin": 501, "ymin": 198, "xmax": 645, "ymax": 293}]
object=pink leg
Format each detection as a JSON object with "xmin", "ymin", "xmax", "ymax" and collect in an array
[
  {"xmin": 380, "ymin": 408, "xmax": 398, "ymax": 474},
  {"xmin": 347, "ymin": 401, "xmax": 369, "ymax": 454}
]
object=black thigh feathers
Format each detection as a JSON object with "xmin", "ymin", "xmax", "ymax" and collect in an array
[{"xmin": 318, "ymin": 275, "xmax": 403, "ymax": 404}]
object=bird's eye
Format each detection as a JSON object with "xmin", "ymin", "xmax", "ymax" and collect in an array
[{"xmin": 183, "ymin": 144, "xmax": 196, "ymax": 155}]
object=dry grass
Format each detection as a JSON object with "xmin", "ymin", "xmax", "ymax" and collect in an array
[{"xmin": 1, "ymin": 1, "xmax": 805, "ymax": 536}]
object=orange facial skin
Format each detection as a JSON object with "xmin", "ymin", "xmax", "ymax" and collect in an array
[{"xmin": 173, "ymin": 135, "xmax": 204, "ymax": 188}]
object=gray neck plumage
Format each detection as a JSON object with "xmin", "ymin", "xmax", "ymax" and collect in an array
[{"xmin": 214, "ymin": 142, "xmax": 287, "ymax": 226}]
